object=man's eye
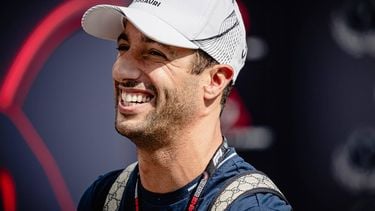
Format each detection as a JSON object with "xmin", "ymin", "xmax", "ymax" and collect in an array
[
  {"xmin": 116, "ymin": 44, "xmax": 129, "ymax": 52},
  {"xmin": 149, "ymin": 49, "xmax": 167, "ymax": 59}
]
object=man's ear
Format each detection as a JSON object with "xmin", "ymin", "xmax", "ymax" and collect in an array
[{"xmin": 203, "ymin": 64, "xmax": 234, "ymax": 100}]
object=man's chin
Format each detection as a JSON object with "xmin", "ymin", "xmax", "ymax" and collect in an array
[
  {"xmin": 115, "ymin": 121, "xmax": 134, "ymax": 137},
  {"xmin": 115, "ymin": 125, "xmax": 137, "ymax": 141},
  {"xmin": 114, "ymin": 120, "xmax": 171, "ymax": 150},
  {"xmin": 115, "ymin": 120, "xmax": 146, "ymax": 137}
]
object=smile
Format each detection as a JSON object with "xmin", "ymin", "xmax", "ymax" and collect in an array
[
  {"xmin": 115, "ymin": 81, "xmax": 156, "ymax": 114},
  {"xmin": 121, "ymin": 92, "xmax": 153, "ymax": 106}
]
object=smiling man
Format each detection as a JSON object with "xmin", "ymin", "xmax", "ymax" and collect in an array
[
  {"xmin": 78, "ymin": 0, "xmax": 292, "ymax": 210},
  {"xmin": 113, "ymin": 26, "xmax": 203, "ymax": 152}
]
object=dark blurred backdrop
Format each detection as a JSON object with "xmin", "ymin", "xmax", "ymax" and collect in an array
[{"xmin": 1, "ymin": 0, "xmax": 375, "ymax": 210}]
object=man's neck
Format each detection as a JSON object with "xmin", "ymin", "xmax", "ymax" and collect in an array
[{"xmin": 136, "ymin": 133, "xmax": 222, "ymax": 193}]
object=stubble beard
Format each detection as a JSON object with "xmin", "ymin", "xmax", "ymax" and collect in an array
[{"xmin": 115, "ymin": 85, "xmax": 198, "ymax": 151}]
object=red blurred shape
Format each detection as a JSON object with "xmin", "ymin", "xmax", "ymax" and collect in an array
[
  {"xmin": 0, "ymin": 0, "xmax": 122, "ymax": 210},
  {"xmin": 0, "ymin": 169, "xmax": 16, "ymax": 211},
  {"xmin": 238, "ymin": 0, "xmax": 251, "ymax": 32}
]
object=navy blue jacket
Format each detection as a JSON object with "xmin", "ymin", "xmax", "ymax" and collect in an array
[{"xmin": 78, "ymin": 148, "xmax": 292, "ymax": 210}]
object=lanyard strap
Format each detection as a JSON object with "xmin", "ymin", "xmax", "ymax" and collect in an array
[
  {"xmin": 134, "ymin": 138, "xmax": 230, "ymax": 211},
  {"xmin": 187, "ymin": 139, "xmax": 229, "ymax": 211}
]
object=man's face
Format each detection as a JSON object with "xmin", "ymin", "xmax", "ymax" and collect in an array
[{"xmin": 112, "ymin": 22, "xmax": 202, "ymax": 148}]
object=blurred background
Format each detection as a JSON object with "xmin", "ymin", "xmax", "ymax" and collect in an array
[{"xmin": 1, "ymin": 0, "xmax": 375, "ymax": 210}]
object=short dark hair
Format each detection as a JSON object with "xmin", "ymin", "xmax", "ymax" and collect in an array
[{"xmin": 191, "ymin": 49, "xmax": 233, "ymax": 113}]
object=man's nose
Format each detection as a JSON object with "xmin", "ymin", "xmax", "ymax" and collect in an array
[{"xmin": 112, "ymin": 56, "xmax": 143, "ymax": 81}]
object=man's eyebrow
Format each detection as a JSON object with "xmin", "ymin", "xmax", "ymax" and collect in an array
[
  {"xmin": 117, "ymin": 32, "xmax": 177, "ymax": 56},
  {"xmin": 141, "ymin": 35, "xmax": 176, "ymax": 56},
  {"xmin": 117, "ymin": 33, "xmax": 128, "ymax": 43}
]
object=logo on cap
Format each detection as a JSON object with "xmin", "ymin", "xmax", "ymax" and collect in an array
[{"xmin": 134, "ymin": 0, "xmax": 161, "ymax": 7}]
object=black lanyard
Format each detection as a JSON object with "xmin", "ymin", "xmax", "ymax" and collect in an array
[{"xmin": 134, "ymin": 138, "xmax": 230, "ymax": 211}]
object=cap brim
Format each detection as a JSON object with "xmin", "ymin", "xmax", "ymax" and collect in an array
[{"xmin": 82, "ymin": 4, "xmax": 198, "ymax": 49}]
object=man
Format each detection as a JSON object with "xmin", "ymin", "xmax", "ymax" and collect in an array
[{"xmin": 78, "ymin": 0, "xmax": 292, "ymax": 210}]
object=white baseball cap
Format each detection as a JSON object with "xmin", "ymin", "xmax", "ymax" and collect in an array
[{"xmin": 81, "ymin": 0, "xmax": 247, "ymax": 82}]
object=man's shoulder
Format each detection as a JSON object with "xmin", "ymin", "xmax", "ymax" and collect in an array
[
  {"xmin": 77, "ymin": 169, "xmax": 123, "ymax": 211},
  {"xmin": 226, "ymin": 192, "xmax": 293, "ymax": 211},
  {"xmin": 204, "ymin": 149, "xmax": 292, "ymax": 210}
]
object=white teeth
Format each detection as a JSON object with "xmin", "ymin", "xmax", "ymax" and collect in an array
[
  {"xmin": 122, "ymin": 92, "xmax": 127, "ymax": 102},
  {"xmin": 126, "ymin": 94, "xmax": 132, "ymax": 102},
  {"xmin": 121, "ymin": 91, "xmax": 152, "ymax": 104}
]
